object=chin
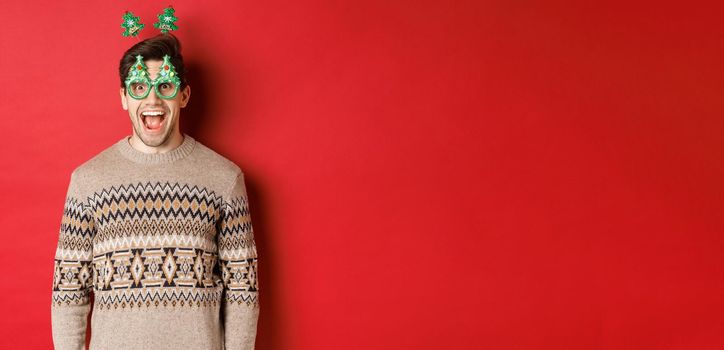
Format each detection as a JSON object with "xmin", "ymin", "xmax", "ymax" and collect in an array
[{"xmin": 135, "ymin": 126, "xmax": 167, "ymax": 143}]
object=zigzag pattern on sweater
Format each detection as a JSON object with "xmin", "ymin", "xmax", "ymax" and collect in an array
[
  {"xmin": 52, "ymin": 289, "xmax": 90, "ymax": 305},
  {"xmin": 88, "ymin": 181, "xmax": 222, "ymax": 227},
  {"xmin": 52, "ymin": 181, "xmax": 258, "ymax": 310},
  {"xmin": 218, "ymin": 196, "xmax": 256, "ymax": 260},
  {"xmin": 95, "ymin": 286, "xmax": 223, "ymax": 310},
  {"xmin": 55, "ymin": 197, "xmax": 95, "ymax": 260}
]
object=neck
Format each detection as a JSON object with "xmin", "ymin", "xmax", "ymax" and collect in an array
[
  {"xmin": 129, "ymin": 129, "xmax": 184, "ymax": 154},
  {"xmin": 117, "ymin": 131, "xmax": 196, "ymax": 165}
]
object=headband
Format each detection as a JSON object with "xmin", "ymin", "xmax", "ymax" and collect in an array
[{"xmin": 121, "ymin": 6, "xmax": 182, "ymax": 100}]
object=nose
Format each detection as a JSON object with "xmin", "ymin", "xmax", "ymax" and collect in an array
[
  {"xmin": 140, "ymin": 87, "xmax": 164, "ymax": 109},
  {"xmin": 145, "ymin": 86, "xmax": 162, "ymax": 102}
]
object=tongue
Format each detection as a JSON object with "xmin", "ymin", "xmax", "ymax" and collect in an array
[{"xmin": 145, "ymin": 116, "xmax": 163, "ymax": 129}]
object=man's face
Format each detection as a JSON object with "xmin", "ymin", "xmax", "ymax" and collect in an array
[{"xmin": 119, "ymin": 59, "xmax": 190, "ymax": 147}]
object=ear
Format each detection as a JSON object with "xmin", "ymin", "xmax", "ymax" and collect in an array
[
  {"xmin": 120, "ymin": 87, "xmax": 128, "ymax": 111},
  {"xmin": 180, "ymin": 85, "xmax": 191, "ymax": 108}
]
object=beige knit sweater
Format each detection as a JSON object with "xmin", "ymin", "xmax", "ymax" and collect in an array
[{"xmin": 51, "ymin": 133, "xmax": 259, "ymax": 350}]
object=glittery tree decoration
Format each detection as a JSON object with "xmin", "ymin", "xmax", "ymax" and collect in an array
[
  {"xmin": 125, "ymin": 55, "xmax": 151, "ymax": 98},
  {"xmin": 154, "ymin": 55, "xmax": 182, "ymax": 98},
  {"xmin": 127, "ymin": 55, "xmax": 150, "ymax": 84},
  {"xmin": 121, "ymin": 11, "xmax": 145, "ymax": 37},
  {"xmin": 154, "ymin": 6, "xmax": 179, "ymax": 34}
]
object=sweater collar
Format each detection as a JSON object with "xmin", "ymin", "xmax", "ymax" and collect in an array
[{"xmin": 116, "ymin": 133, "xmax": 196, "ymax": 164}]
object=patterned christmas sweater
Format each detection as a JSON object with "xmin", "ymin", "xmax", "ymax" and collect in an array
[{"xmin": 51, "ymin": 133, "xmax": 259, "ymax": 350}]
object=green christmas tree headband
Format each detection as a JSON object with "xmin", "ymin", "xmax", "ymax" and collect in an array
[
  {"xmin": 121, "ymin": 6, "xmax": 182, "ymax": 100},
  {"xmin": 121, "ymin": 6, "xmax": 178, "ymax": 37}
]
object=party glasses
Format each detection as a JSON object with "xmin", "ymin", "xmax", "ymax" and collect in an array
[{"xmin": 125, "ymin": 54, "xmax": 181, "ymax": 99}]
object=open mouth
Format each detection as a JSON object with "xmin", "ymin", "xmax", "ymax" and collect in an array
[{"xmin": 140, "ymin": 110, "xmax": 166, "ymax": 132}]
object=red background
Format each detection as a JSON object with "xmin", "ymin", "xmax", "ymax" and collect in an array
[{"xmin": 1, "ymin": 1, "xmax": 723, "ymax": 349}]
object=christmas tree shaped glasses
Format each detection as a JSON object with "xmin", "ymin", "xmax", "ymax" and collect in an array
[{"xmin": 125, "ymin": 54, "xmax": 182, "ymax": 99}]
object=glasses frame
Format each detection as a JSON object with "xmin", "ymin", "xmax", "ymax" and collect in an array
[{"xmin": 125, "ymin": 54, "xmax": 182, "ymax": 100}]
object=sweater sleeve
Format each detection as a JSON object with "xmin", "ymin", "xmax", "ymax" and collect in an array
[
  {"xmin": 217, "ymin": 171, "xmax": 260, "ymax": 349},
  {"xmin": 51, "ymin": 169, "xmax": 95, "ymax": 350}
]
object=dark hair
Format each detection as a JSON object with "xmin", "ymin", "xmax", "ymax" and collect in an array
[{"xmin": 119, "ymin": 33, "xmax": 188, "ymax": 92}]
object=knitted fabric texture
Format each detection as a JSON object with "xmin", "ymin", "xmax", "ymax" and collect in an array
[{"xmin": 51, "ymin": 133, "xmax": 259, "ymax": 350}]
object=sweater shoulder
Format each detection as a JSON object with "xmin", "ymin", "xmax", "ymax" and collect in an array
[
  {"xmin": 70, "ymin": 141, "xmax": 121, "ymax": 177},
  {"xmin": 189, "ymin": 141, "xmax": 246, "ymax": 198},
  {"xmin": 64, "ymin": 141, "xmax": 119, "ymax": 199},
  {"xmin": 190, "ymin": 140, "xmax": 243, "ymax": 177}
]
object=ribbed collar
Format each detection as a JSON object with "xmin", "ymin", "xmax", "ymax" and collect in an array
[{"xmin": 116, "ymin": 133, "xmax": 196, "ymax": 164}]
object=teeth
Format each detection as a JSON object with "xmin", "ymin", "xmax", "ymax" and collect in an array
[{"xmin": 142, "ymin": 111, "xmax": 164, "ymax": 116}]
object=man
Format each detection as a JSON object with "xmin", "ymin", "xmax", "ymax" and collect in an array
[{"xmin": 51, "ymin": 33, "xmax": 260, "ymax": 349}]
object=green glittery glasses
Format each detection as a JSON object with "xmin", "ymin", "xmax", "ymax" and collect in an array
[{"xmin": 125, "ymin": 54, "xmax": 182, "ymax": 99}]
